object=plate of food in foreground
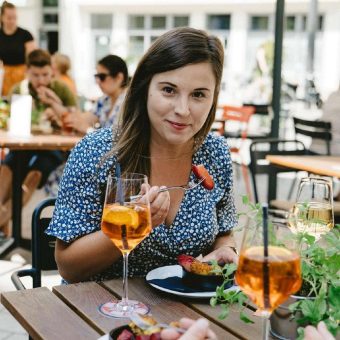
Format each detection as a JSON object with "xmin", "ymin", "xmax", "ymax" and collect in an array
[
  {"xmin": 101, "ymin": 314, "xmax": 183, "ymax": 340},
  {"xmin": 146, "ymin": 255, "xmax": 238, "ymax": 298}
]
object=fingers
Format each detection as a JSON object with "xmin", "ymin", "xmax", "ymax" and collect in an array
[
  {"xmin": 179, "ymin": 318, "xmax": 217, "ymax": 340},
  {"xmin": 304, "ymin": 325, "xmax": 322, "ymax": 340},
  {"xmin": 201, "ymin": 247, "xmax": 238, "ymax": 265},
  {"xmin": 148, "ymin": 186, "xmax": 170, "ymax": 226},
  {"xmin": 317, "ymin": 322, "xmax": 334, "ymax": 340}
]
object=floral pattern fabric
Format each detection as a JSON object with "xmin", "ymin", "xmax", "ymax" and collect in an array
[{"xmin": 46, "ymin": 128, "xmax": 237, "ymax": 281}]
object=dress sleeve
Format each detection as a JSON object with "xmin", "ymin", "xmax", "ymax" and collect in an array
[
  {"xmin": 216, "ymin": 140, "xmax": 237, "ymax": 234},
  {"xmin": 45, "ymin": 133, "xmax": 112, "ymax": 242},
  {"xmin": 22, "ymin": 29, "xmax": 34, "ymax": 43}
]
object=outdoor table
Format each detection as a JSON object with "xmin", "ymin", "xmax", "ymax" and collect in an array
[
  {"xmin": 1, "ymin": 278, "xmax": 266, "ymax": 339},
  {"xmin": 0, "ymin": 131, "xmax": 82, "ymax": 249},
  {"xmin": 266, "ymin": 155, "xmax": 340, "ymax": 178}
]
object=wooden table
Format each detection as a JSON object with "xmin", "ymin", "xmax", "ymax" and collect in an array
[
  {"xmin": 0, "ymin": 131, "xmax": 81, "ymax": 249},
  {"xmin": 1, "ymin": 279, "xmax": 265, "ymax": 340},
  {"xmin": 266, "ymin": 155, "xmax": 340, "ymax": 178}
]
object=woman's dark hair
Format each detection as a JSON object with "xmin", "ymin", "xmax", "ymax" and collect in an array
[
  {"xmin": 98, "ymin": 55, "xmax": 129, "ymax": 88},
  {"xmin": 0, "ymin": 1, "xmax": 16, "ymax": 27},
  {"xmin": 112, "ymin": 27, "xmax": 224, "ymax": 176}
]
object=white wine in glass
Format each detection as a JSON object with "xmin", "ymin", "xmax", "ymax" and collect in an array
[{"xmin": 289, "ymin": 177, "xmax": 334, "ymax": 239}]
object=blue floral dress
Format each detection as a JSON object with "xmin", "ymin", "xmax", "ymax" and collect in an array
[{"xmin": 46, "ymin": 128, "xmax": 237, "ymax": 281}]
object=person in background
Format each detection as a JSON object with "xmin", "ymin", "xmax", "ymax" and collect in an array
[
  {"xmin": 310, "ymin": 83, "xmax": 340, "ymax": 156},
  {"xmin": 44, "ymin": 54, "xmax": 129, "ymax": 197},
  {"xmin": 46, "ymin": 27, "xmax": 237, "ymax": 283},
  {"xmin": 0, "ymin": 49, "xmax": 77, "ymax": 233},
  {"xmin": 0, "ymin": 1, "xmax": 36, "ymax": 97},
  {"xmin": 51, "ymin": 52, "xmax": 77, "ymax": 96},
  {"xmin": 62, "ymin": 54, "xmax": 129, "ymax": 134}
]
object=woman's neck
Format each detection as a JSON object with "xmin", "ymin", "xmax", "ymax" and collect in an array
[
  {"xmin": 150, "ymin": 138, "xmax": 194, "ymax": 160},
  {"xmin": 109, "ymin": 87, "xmax": 123, "ymax": 104},
  {"xmin": 2, "ymin": 26, "xmax": 16, "ymax": 35}
]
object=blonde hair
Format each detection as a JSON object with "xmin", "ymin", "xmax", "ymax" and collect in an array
[{"xmin": 52, "ymin": 53, "xmax": 71, "ymax": 75}]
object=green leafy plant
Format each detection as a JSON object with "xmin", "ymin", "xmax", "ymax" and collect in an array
[{"xmin": 211, "ymin": 196, "xmax": 340, "ymax": 339}]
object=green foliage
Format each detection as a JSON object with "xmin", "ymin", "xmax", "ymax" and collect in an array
[{"xmin": 211, "ymin": 196, "xmax": 340, "ymax": 337}]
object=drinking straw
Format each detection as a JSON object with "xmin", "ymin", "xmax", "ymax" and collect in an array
[
  {"xmin": 262, "ymin": 203, "xmax": 270, "ymax": 310},
  {"xmin": 115, "ymin": 163, "xmax": 124, "ymax": 204}
]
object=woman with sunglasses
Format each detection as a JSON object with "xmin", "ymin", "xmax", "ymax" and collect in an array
[
  {"xmin": 46, "ymin": 27, "xmax": 237, "ymax": 283},
  {"xmin": 61, "ymin": 54, "xmax": 128, "ymax": 134}
]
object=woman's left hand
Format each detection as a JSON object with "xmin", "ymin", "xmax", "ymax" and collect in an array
[{"xmin": 201, "ymin": 245, "xmax": 238, "ymax": 264}]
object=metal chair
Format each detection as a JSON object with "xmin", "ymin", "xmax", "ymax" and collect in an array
[
  {"xmin": 11, "ymin": 197, "xmax": 57, "ymax": 290},
  {"xmin": 293, "ymin": 117, "xmax": 332, "ymax": 155},
  {"xmin": 215, "ymin": 105, "xmax": 255, "ymax": 200},
  {"xmin": 249, "ymin": 139, "xmax": 308, "ymax": 204}
]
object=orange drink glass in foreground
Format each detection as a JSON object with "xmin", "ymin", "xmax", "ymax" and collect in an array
[
  {"xmin": 235, "ymin": 208, "xmax": 302, "ymax": 339},
  {"xmin": 99, "ymin": 173, "xmax": 152, "ymax": 318}
]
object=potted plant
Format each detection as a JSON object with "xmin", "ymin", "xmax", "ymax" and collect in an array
[{"xmin": 210, "ymin": 198, "xmax": 340, "ymax": 339}]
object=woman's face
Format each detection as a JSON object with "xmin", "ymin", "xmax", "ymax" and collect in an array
[
  {"xmin": 147, "ymin": 62, "xmax": 216, "ymax": 147},
  {"xmin": 95, "ymin": 64, "xmax": 122, "ymax": 97},
  {"xmin": 1, "ymin": 8, "xmax": 17, "ymax": 32}
]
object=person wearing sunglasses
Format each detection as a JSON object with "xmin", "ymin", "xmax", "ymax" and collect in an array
[{"xmin": 61, "ymin": 54, "xmax": 128, "ymax": 135}]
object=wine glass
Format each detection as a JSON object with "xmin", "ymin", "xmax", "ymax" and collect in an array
[
  {"xmin": 99, "ymin": 173, "xmax": 152, "ymax": 318},
  {"xmin": 288, "ymin": 177, "xmax": 334, "ymax": 239},
  {"xmin": 235, "ymin": 206, "xmax": 302, "ymax": 339}
]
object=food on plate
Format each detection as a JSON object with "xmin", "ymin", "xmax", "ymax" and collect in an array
[
  {"xmin": 191, "ymin": 164, "xmax": 214, "ymax": 190},
  {"xmin": 177, "ymin": 254, "xmax": 221, "ymax": 275},
  {"xmin": 113, "ymin": 314, "xmax": 180, "ymax": 340}
]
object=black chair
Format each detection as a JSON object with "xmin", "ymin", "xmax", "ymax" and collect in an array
[
  {"xmin": 11, "ymin": 197, "xmax": 57, "ymax": 290},
  {"xmin": 293, "ymin": 117, "xmax": 332, "ymax": 155},
  {"xmin": 249, "ymin": 139, "xmax": 308, "ymax": 204}
]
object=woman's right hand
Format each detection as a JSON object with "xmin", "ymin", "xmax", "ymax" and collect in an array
[{"xmin": 140, "ymin": 185, "xmax": 170, "ymax": 227}]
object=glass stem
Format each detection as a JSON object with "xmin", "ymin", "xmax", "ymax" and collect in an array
[
  {"xmin": 262, "ymin": 317, "xmax": 269, "ymax": 340},
  {"xmin": 122, "ymin": 252, "xmax": 129, "ymax": 307}
]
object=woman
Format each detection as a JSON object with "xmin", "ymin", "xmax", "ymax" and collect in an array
[
  {"xmin": 44, "ymin": 54, "xmax": 129, "ymax": 197},
  {"xmin": 62, "ymin": 54, "xmax": 129, "ymax": 134},
  {"xmin": 51, "ymin": 52, "xmax": 77, "ymax": 95},
  {"xmin": 0, "ymin": 1, "xmax": 36, "ymax": 96},
  {"xmin": 46, "ymin": 27, "xmax": 237, "ymax": 283}
]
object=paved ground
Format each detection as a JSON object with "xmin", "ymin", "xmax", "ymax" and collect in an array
[{"xmin": 0, "ymin": 169, "xmax": 299, "ymax": 339}]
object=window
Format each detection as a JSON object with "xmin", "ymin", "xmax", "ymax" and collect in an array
[
  {"xmin": 91, "ymin": 14, "xmax": 112, "ymax": 29},
  {"xmin": 251, "ymin": 16, "xmax": 269, "ymax": 31},
  {"xmin": 94, "ymin": 34, "xmax": 111, "ymax": 62},
  {"xmin": 128, "ymin": 16, "xmax": 145, "ymax": 29},
  {"xmin": 129, "ymin": 36, "xmax": 144, "ymax": 56},
  {"xmin": 207, "ymin": 15, "xmax": 230, "ymax": 30},
  {"xmin": 127, "ymin": 14, "xmax": 189, "ymax": 66},
  {"xmin": 151, "ymin": 16, "xmax": 166, "ymax": 29},
  {"xmin": 302, "ymin": 15, "xmax": 324, "ymax": 31},
  {"xmin": 43, "ymin": 0, "xmax": 58, "ymax": 6},
  {"xmin": 173, "ymin": 16, "xmax": 189, "ymax": 27},
  {"xmin": 43, "ymin": 13, "xmax": 58, "ymax": 24},
  {"xmin": 285, "ymin": 16, "xmax": 295, "ymax": 31}
]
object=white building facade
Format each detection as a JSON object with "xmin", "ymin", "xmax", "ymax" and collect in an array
[{"xmin": 14, "ymin": 0, "xmax": 340, "ymax": 100}]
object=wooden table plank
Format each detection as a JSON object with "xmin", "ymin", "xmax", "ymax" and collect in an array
[
  {"xmin": 266, "ymin": 155, "xmax": 340, "ymax": 178},
  {"xmin": 188, "ymin": 301, "xmax": 264, "ymax": 340},
  {"xmin": 102, "ymin": 279, "xmax": 240, "ymax": 339},
  {"xmin": 53, "ymin": 282, "xmax": 127, "ymax": 334},
  {"xmin": 1, "ymin": 287, "xmax": 100, "ymax": 340}
]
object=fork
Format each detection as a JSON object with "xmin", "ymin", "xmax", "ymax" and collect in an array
[
  {"xmin": 130, "ymin": 177, "xmax": 205, "ymax": 200},
  {"xmin": 130, "ymin": 313, "xmax": 185, "ymax": 334}
]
